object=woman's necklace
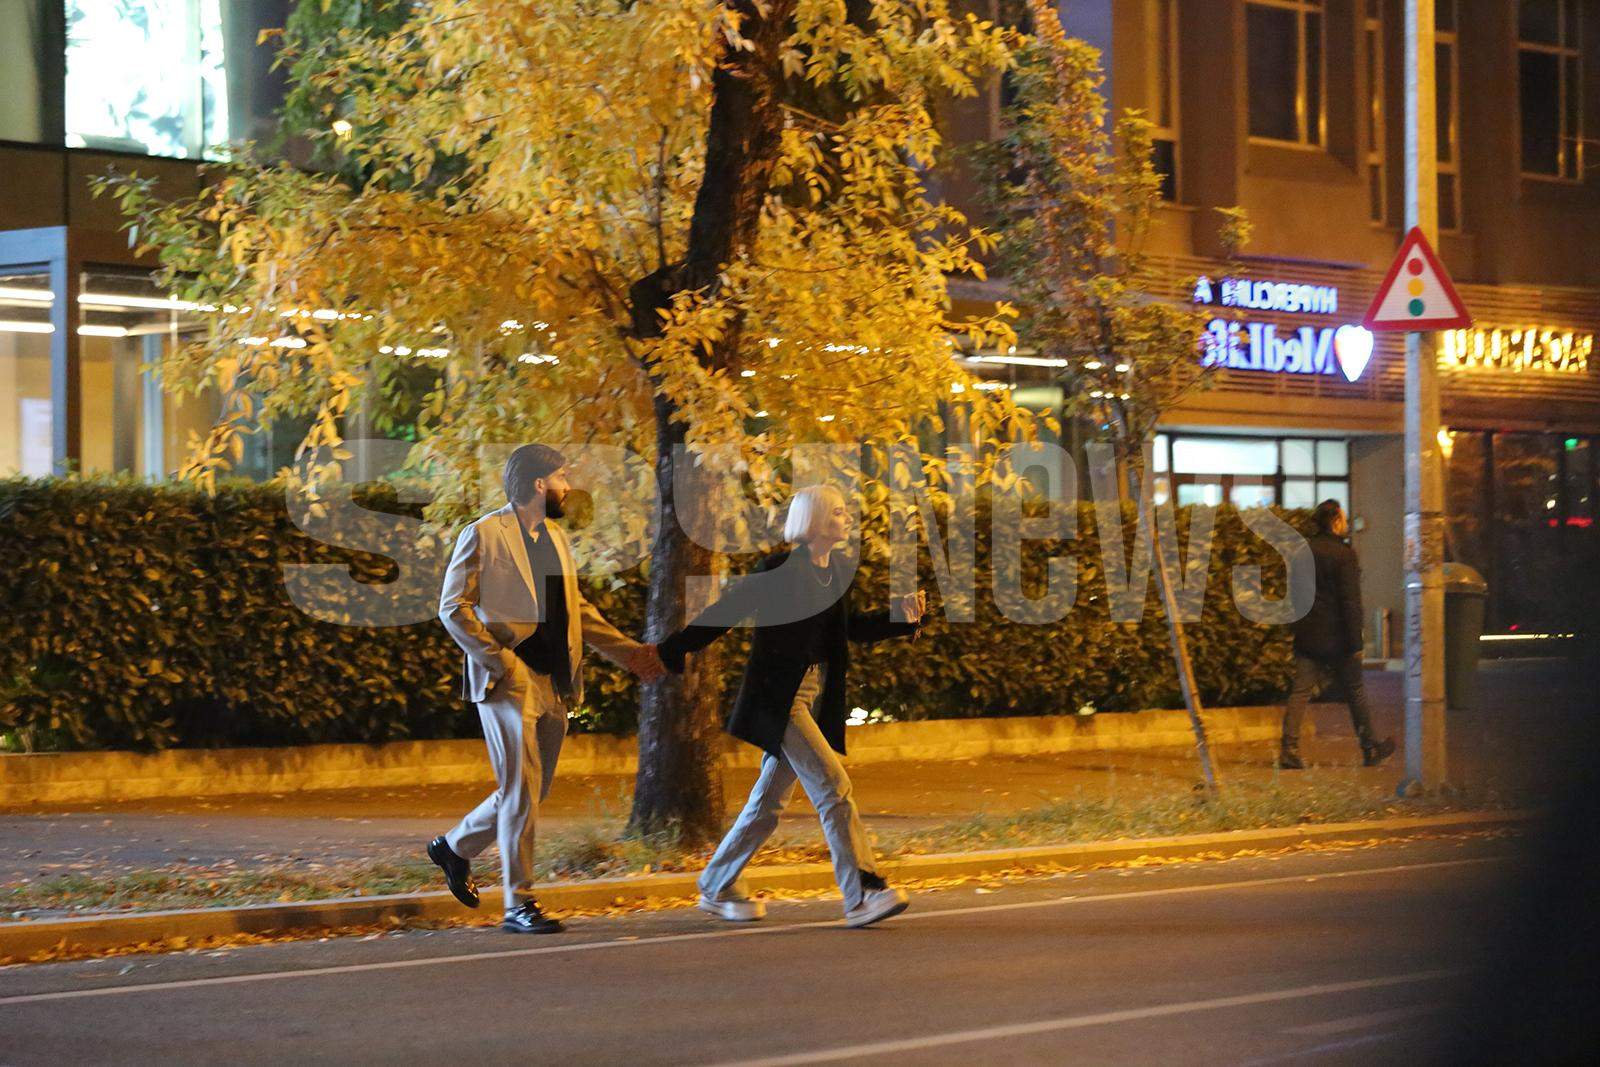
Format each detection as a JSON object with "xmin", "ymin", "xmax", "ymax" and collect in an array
[{"xmin": 808, "ymin": 549, "xmax": 834, "ymax": 587}]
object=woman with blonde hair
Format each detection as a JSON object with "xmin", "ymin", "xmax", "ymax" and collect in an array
[{"xmin": 658, "ymin": 484, "xmax": 926, "ymax": 928}]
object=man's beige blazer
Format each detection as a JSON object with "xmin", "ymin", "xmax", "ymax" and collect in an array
[{"xmin": 438, "ymin": 503, "xmax": 638, "ymax": 704}]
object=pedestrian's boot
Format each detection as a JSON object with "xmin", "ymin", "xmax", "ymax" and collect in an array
[
  {"xmin": 1277, "ymin": 746, "xmax": 1306, "ymax": 771},
  {"xmin": 1362, "ymin": 736, "xmax": 1397, "ymax": 767}
]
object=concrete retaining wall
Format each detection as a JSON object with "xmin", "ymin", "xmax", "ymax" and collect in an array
[{"xmin": 0, "ymin": 705, "xmax": 1294, "ymax": 806}]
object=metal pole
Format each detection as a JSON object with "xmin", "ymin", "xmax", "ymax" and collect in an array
[{"xmin": 1402, "ymin": 0, "xmax": 1447, "ymax": 793}]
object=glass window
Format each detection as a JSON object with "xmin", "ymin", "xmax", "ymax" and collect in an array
[
  {"xmin": 1248, "ymin": 5, "xmax": 1300, "ymax": 142},
  {"xmin": 1283, "ymin": 438, "xmax": 1316, "ymax": 475},
  {"xmin": 1153, "ymin": 433, "xmax": 1170, "ymax": 472},
  {"xmin": 1521, "ymin": 52, "xmax": 1562, "ymax": 174},
  {"xmin": 1178, "ymin": 482, "xmax": 1223, "ymax": 507},
  {"xmin": 1304, "ymin": 9, "xmax": 1322, "ymax": 142},
  {"xmin": 1163, "ymin": 434, "xmax": 1351, "ymax": 511},
  {"xmin": 1518, "ymin": 0, "xmax": 1585, "ymax": 180},
  {"xmin": 1148, "ymin": 0, "xmax": 1181, "ymax": 201},
  {"xmin": 0, "ymin": 271, "xmax": 55, "ymax": 477},
  {"xmin": 64, "ymin": 1, "xmax": 289, "ymax": 161},
  {"xmin": 1436, "ymin": 6, "xmax": 1463, "ymax": 231},
  {"xmin": 1283, "ymin": 479, "xmax": 1317, "ymax": 509},
  {"xmin": 77, "ymin": 269, "xmax": 217, "ymax": 480},
  {"xmin": 1315, "ymin": 481, "xmax": 1350, "ymax": 511},
  {"xmin": 1521, "ymin": 0, "xmax": 1563, "ymax": 43},
  {"xmin": 1316, "ymin": 439, "xmax": 1349, "ymax": 476},
  {"xmin": 1491, "ymin": 433, "xmax": 1575, "ymax": 632},
  {"xmin": 1561, "ymin": 436, "xmax": 1593, "ymax": 520},
  {"xmin": 1231, "ymin": 483, "xmax": 1276, "ymax": 509},
  {"xmin": 1444, "ymin": 430, "xmax": 1491, "ymax": 581},
  {"xmin": 0, "ymin": 1, "xmax": 56, "ymax": 144},
  {"xmin": 1248, "ymin": 0, "xmax": 1325, "ymax": 146},
  {"xmin": 1172, "ymin": 437, "xmax": 1279, "ymax": 476},
  {"xmin": 1365, "ymin": 8, "xmax": 1386, "ymax": 224}
]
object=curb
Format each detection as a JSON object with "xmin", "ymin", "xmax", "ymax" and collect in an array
[
  {"xmin": 0, "ymin": 705, "xmax": 1298, "ymax": 806},
  {"xmin": 0, "ymin": 810, "xmax": 1531, "ymax": 962}
]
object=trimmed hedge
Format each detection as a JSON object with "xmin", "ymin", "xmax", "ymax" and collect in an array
[{"xmin": 0, "ymin": 477, "xmax": 1300, "ymax": 751}]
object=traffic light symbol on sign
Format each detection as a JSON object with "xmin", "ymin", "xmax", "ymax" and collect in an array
[{"xmin": 1362, "ymin": 227, "xmax": 1472, "ymax": 332}]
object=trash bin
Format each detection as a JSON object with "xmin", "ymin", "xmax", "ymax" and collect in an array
[{"xmin": 1443, "ymin": 562, "xmax": 1488, "ymax": 711}]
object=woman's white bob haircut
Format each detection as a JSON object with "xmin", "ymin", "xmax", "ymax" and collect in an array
[{"xmin": 784, "ymin": 484, "xmax": 846, "ymax": 543}]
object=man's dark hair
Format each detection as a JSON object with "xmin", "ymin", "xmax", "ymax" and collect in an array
[
  {"xmin": 1312, "ymin": 498, "xmax": 1345, "ymax": 533},
  {"xmin": 503, "ymin": 444, "xmax": 567, "ymax": 506}
]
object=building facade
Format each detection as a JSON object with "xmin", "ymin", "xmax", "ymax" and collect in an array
[
  {"xmin": 0, "ymin": 1, "xmax": 296, "ymax": 483},
  {"xmin": 1, "ymin": 0, "xmax": 1597, "ymax": 644},
  {"xmin": 946, "ymin": 0, "xmax": 1600, "ymax": 649}
]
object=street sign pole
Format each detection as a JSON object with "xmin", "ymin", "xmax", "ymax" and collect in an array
[{"xmin": 1402, "ymin": 0, "xmax": 1448, "ymax": 792}]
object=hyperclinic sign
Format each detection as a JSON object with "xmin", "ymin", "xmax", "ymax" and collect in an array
[{"xmin": 1193, "ymin": 276, "xmax": 1375, "ymax": 382}]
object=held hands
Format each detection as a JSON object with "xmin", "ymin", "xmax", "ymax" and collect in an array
[
  {"xmin": 895, "ymin": 590, "xmax": 928, "ymax": 627},
  {"xmin": 624, "ymin": 643, "xmax": 667, "ymax": 684}
]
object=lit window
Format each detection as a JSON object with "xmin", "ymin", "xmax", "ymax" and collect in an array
[
  {"xmin": 63, "ymin": 1, "xmax": 286, "ymax": 161},
  {"xmin": 1519, "ymin": 0, "xmax": 1586, "ymax": 181},
  {"xmin": 65, "ymin": 1, "xmax": 225, "ymax": 159},
  {"xmin": 1172, "ymin": 437, "xmax": 1279, "ymax": 476},
  {"xmin": 1248, "ymin": 0, "xmax": 1325, "ymax": 147}
]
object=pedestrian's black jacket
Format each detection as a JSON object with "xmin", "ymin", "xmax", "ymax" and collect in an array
[
  {"xmin": 658, "ymin": 546, "xmax": 918, "ymax": 757},
  {"xmin": 1292, "ymin": 532, "xmax": 1365, "ymax": 663}
]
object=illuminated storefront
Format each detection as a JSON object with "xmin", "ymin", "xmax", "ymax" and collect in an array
[{"xmin": 967, "ymin": 253, "xmax": 1600, "ymax": 652}]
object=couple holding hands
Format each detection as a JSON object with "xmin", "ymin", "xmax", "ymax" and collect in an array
[{"xmin": 428, "ymin": 444, "xmax": 927, "ymax": 934}]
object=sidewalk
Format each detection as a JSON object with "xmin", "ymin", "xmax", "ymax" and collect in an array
[{"xmin": 3, "ymin": 659, "xmax": 1579, "ymax": 897}]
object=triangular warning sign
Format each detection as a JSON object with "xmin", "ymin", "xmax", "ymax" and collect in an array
[{"xmin": 1363, "ymin": 227, "xmax": 1472, "ymax": 332}]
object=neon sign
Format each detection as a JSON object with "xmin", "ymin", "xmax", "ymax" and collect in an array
[
  {"xmin": 1193, "ymin": 275, "xmax": 1373, "ymax": 382},
  {"xmin": 1201, "ymin": 320, "xmax": 1374, "ymax": 382},
  {"xmin": 1440, "ymin": 327, "xmax": 1593, "ymax": 375},
  {"xmin": 1193, "ymin": 276, "xmax": 1339, "ymax": 315}
]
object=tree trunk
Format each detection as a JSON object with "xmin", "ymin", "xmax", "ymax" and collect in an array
[
  {"xmin": 625, "ymin": 0, "xmax": 797, "ymax": 842},
  {"xmin": 1142, "ymin": 458, "xmax": 1220, "ymax": 793},
  {"xmin": 628, "ymin": 398, "xmax": 727, "ymax": 843}
]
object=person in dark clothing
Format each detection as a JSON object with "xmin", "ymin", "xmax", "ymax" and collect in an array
[
  {"xmin": 1279, "ymin": 500, "xmax": 1397, "ymax": 770},
  {"xmin": 658, "ymin": 485, "xmax": 925, "ymax": 928}
]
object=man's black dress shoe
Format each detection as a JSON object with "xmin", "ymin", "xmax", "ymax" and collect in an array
[
  {"xmin": 427, "ymin": 835, "xmax": 480, "ymax": 909},
  {"xmin": 1277, "ymin": 750, "xmax": 1306, "ymax": 770},
  {"xmin": 1363, "ymin": 737, "xmax": 1397, "ymax": 767},
  {"xmin": 503, "ymin": 900, "xmax": 564, "ymax": 934}
]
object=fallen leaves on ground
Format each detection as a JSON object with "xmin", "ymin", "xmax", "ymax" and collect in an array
[{"xmin": 0, "ymin": 828, "xmax": 1519, "ymax": 967}]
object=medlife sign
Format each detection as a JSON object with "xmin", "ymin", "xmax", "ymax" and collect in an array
[{"xmin": 1193, "ymin": 276, "xmax": 1374, "ymax": 383}]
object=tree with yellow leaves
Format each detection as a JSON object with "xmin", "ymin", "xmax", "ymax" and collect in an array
[
  {"xmin": 111, "ymin": 0, "xmax": 1044, "ymax": 841},
  {"xmin": 977, "ymin": 0, "xmax": 1252, "ymax": 791}
]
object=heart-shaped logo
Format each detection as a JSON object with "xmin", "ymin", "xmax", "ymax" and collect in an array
[{"xmin": 1334, "ymin": 325, "xmax": 1374, "ymax": 382}]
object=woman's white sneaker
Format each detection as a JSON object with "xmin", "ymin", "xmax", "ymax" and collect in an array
[
  {"xmin": 698, "ymin": 894, "xmax": 766, "ymax": 922},
  {"xmin": 844, "ymin": 887, "xmax": 910, "ymax": 928}
]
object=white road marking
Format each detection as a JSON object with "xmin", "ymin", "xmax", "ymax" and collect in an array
[
  {"xmin": 704, "ymin": 974, "xmax": 1457, "ymax": 1067},
  {"xmin": 0, "ymin": 856, "xmax": 1500, "ymax": 1007},
  {"xmin": 1284, "ymin": 1003, "xmax": 1441, "ymax": 1036},
  {"xmin": 1234, "ymin": 1029, "xmax": 1411, "ymax": 1067}
]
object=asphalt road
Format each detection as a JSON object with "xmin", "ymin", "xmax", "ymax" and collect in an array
[{"xmin": 0, "ymin": 834, "xmax": 1530, "ymax": 1065}]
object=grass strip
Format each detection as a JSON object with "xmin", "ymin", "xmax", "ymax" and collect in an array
[{"xmin": 2, "ymin": 776, "xmax": 1513, "ymax": 919}]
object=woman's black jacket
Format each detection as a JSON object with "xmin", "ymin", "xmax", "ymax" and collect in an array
[{"xmin": 657, "ymin": 546, "xmax": 917, "ymax": 758}]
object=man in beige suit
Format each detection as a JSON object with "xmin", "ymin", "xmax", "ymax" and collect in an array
[{"xmin": 428, "ymin": 444, "xmax": 664, "ymax": 933}]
